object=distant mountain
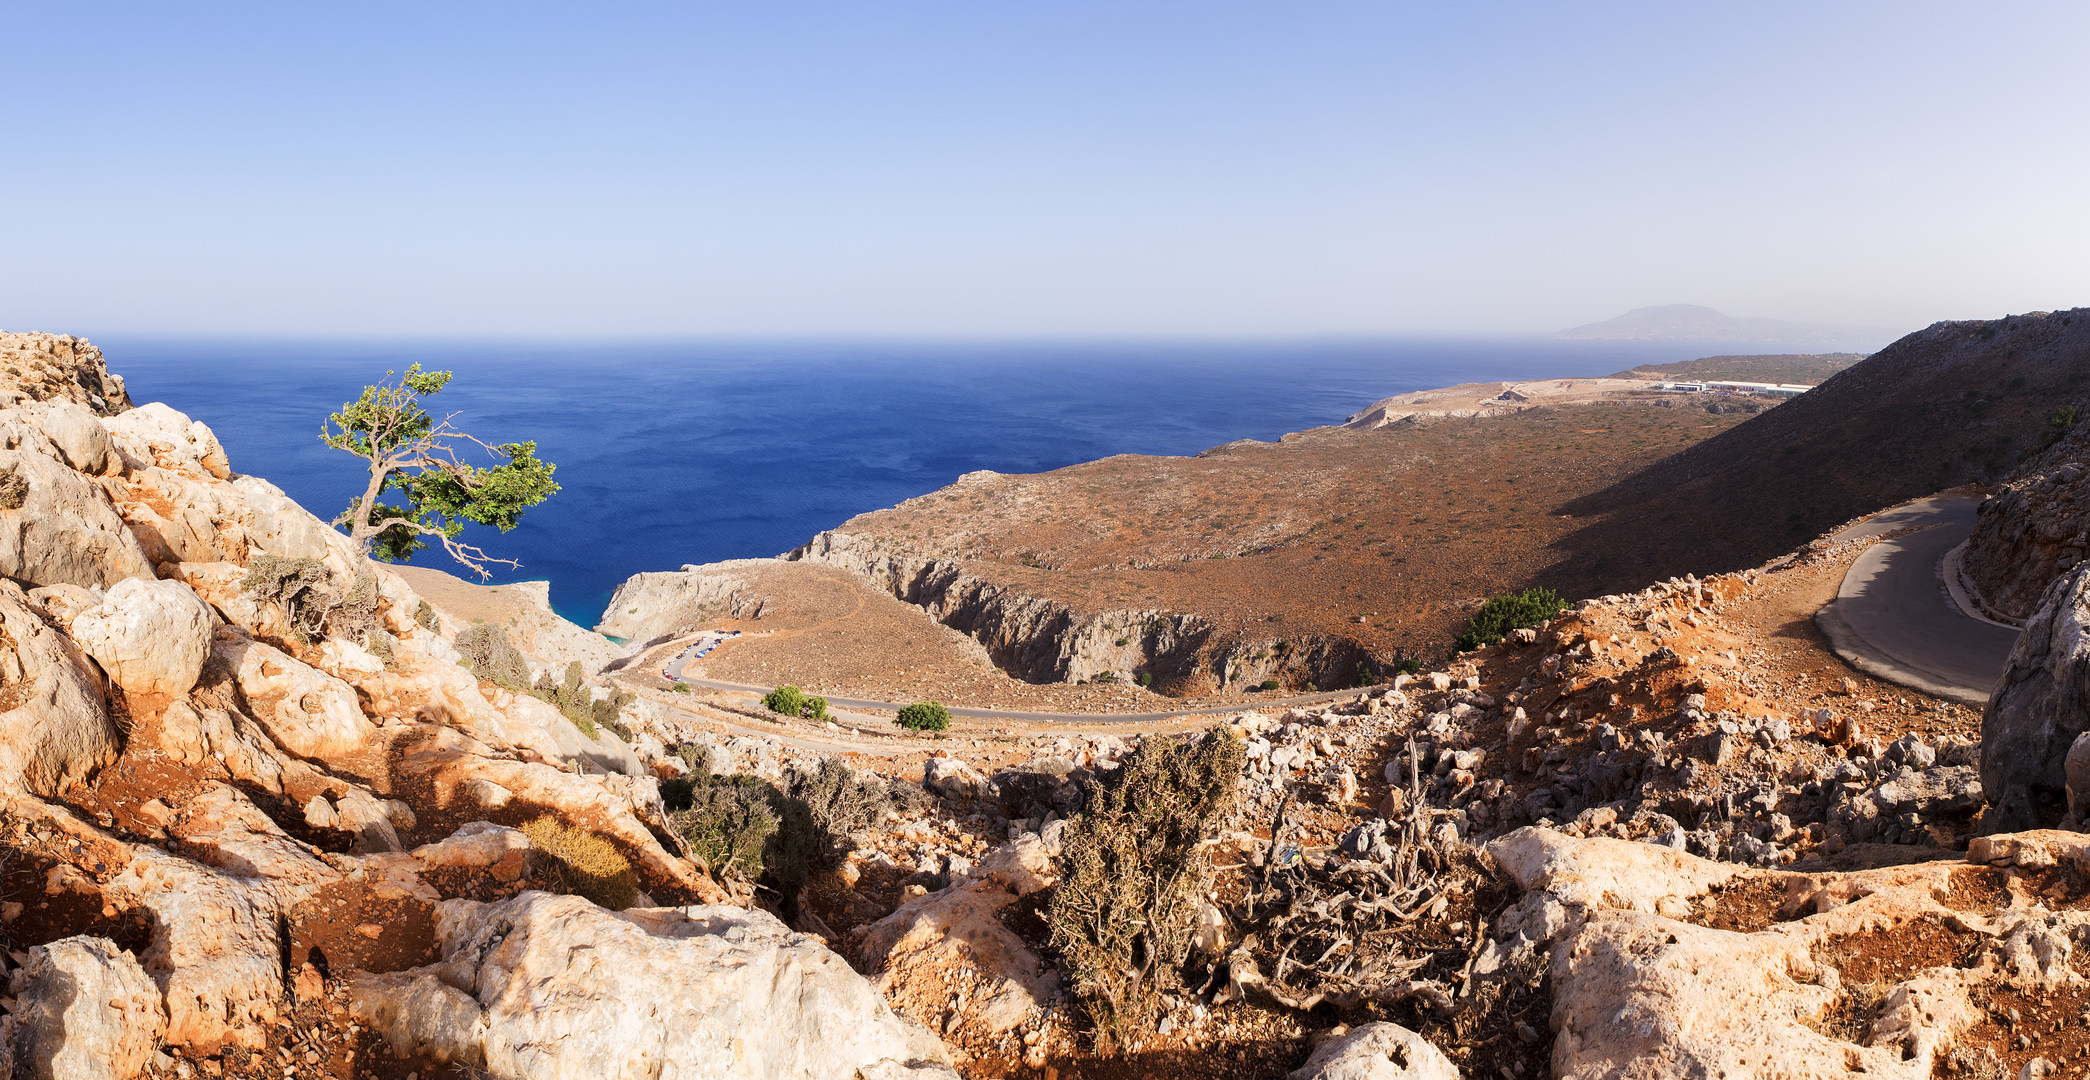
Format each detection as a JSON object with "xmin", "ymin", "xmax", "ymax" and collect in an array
[{"xmin": 1558, "ymin": 304, "xmax": 1904, "ymax": 346}]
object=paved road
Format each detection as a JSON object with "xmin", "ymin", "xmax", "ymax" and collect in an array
[
  {"xmin": 657, "ymin": 647, "xmax": 1385, "ymax": 725},
  {"xmin": 1815, "ymin": 493, "xmax": 2019, "ymax": 706}
]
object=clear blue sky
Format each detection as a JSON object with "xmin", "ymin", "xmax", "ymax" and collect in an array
[{"xmin": 6, "ymin": 2, "xmax": 2086, "ymax": 337}]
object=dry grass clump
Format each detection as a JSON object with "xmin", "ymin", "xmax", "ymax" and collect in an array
[
  {"xmin": 520, "ymin": 814, "xmax": 638, "ymax": 911},
  {"xmin": 1047, "ymin": 726, "xmax": 1245, "ymax": 1052},
  {"xmin": 455, "ymin": 624, "xmax": 531, "ymax": 690}
]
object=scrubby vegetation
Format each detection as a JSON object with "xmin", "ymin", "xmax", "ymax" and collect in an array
[
  {"xmin": 664, "ymin": 753, "xmax": 917, "ymax": 922},
  {"xmin": 532, "ymin": 660, "xmax": 634, "ymax": 741},
  {"xmin": 454, "ymin": 624, "xmax": 531, "ymax": 690},
  {"xmin": 761, "ymin": 684, "xmax": 830, "ymax": 720},
  {"xmin": 1454, "ymin": 587, "xmax": 1567, "ymax": 652},
  {"xmin": 520, "ymin": 814, "xmax": 637, "ymax": 911},
  {"xmin": 241, "ymin": 556, "xmax": 384, "ymax": 652},
  {"xmin": 0, "ymin": 470, "xmax": 25, "ymax": 510},
  {"xmin": 897, "ymin": 700, "xmax": 951, "ymax": 731},
  {"xmin": 1047, "ymin": 727, "xmax": 1245, "ymax": 1052}
]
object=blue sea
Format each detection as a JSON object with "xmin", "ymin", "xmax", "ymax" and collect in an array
[{"xmin": 96, "ymin": 337, "xmax": 1845, "ymax": 627}]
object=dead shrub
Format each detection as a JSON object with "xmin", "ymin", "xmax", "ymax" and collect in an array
[
  {"xmin": 520, "ymin": 814, "xmax": 638, "ymax": 911},
  {"xmin": 1047, "ymin": 726, "xmax": 1244, "ymax": 1052}
]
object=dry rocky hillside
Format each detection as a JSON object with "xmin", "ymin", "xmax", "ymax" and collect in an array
[
  {"xmin": 1557, "ymin": 308, "xmax": 2090, "ymax": 587},
  {"xmin": 10, "ymin": 328, "xmax": 2090, "ymax": 1080}
]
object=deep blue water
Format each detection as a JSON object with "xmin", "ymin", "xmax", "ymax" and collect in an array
[{"xmin": 96, "ymin": 337, "xmax": 1840, "ymax": 626}]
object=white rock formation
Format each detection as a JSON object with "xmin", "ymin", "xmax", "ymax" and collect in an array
[
  {"xmin": 215, "ymin": 629, "xmax": 375, "ymax": 759},
  {"xmin": 26, "ymin": 400, "xmax": 114, "ymax": 474},
  {"xmin": 0, "ymin": 581, "xmax": 118, "ymax": 796},
  {"xmin": 861, "ymin": 834, "xmax": 1059, "ymax": 1034},
  {"xmin": 69, "ymin": 576, "xmax": 216, "ymax": 698},
  {"xmin": 6, "ymin": 935, "xmax": 167, "ymax": 1080},
  {"xmin": 0, "ymin": 446, "xmax": 155, "ymax": 588},
  {"xmin": 1289, "ymin": 1022, "xmax": 1461, "ymax": 1080},
  {"xmin": 346, "ymin": 891, "xmax": 958, "ymax": 1079}
]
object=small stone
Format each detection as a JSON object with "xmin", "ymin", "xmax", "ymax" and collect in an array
[{"xmin": 355, "ymin": 923, "xmax": 383, "ymax": 940}]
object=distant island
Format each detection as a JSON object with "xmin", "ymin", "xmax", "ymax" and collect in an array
[{"xmin": 1558, "ymin": 303, "xmax": 1906, "ymax": 346}]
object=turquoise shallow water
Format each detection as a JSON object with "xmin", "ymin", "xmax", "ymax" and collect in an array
[{"xmin": 96, "ymin": 336, "xmax": 1838, "ymax": 625}]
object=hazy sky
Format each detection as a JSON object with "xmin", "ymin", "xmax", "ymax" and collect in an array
[{"xmin": 6, "ymin": 2, "xmax": 2087, "ymax": 337}]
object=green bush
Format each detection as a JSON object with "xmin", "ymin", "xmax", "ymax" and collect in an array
[
  {"xmin": 1454, "ymin": 587, "xmax": 1568, "ymax": 652},
  {"xmin": 897, "ymin": 700, "xmax": 952, "ymax": 731},
  {"xmin": 1047, "ymin": 728, "xmax": 1244, "ymax": 1052},
  {"xmin": 532, "ymin": 660, "xmax": 634, "ymax": 741},
  {"xmin": 1258, "ymin": 678, "xmax": 1280, "ymax": 691},
  {"xmin": 1136, "ymin": 672, "xmax": 1153, "ymax": 687},
  {"xmin": 761, "ymin": 684, "xmax": 828, "ymax": 719},
  {"xmin": 454, "ymin": 624, "xmax": 532, "ymax": 690},
  {"xmin": 670, "ymin": 774, "xmax": 780, "ymax": 882}
]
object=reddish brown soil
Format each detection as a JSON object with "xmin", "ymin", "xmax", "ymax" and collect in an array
[{"xmin": 839, "ymin": 403, "xmax": 1758, "ymax": 661}]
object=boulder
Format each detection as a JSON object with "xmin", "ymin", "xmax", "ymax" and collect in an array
[
  {"xmin": 6, "ymin": 935, "xmax": 166, "ymax": 1080},
  {"xmin": 27, "ymin": 401, "xmax": 113, "ymax": 474},
  {"xmin": 860, "ymin": 836, "xmax": 1059, "ymax": 1035},
  {"xmin": 103, "ymin": 843, "xmax": 287, "ymax": 1052},
  {"xmin": 70, "ymin": 576, "xmax": 216, "ymax": 699},
  {"xmin": 346, "ymin": 891, "xmax": 958, "ymax": 1079},
  {"xmin": 0, "ymin": 581, "xmax": 119, "ymax": 796},
  {"xmin": 924, "ymin": 754, "xmax": 987, "ymax": 801},
  {"xmin": 213, "ymin": 630, "xmax": 375, "ymax": 760},
  {"xmin": 1289, "ymin": 1022, "xmax": 1460, "ymax": 1080},
  {"xmin": 1980, "ymin": 564, "xmax": 2090, "ymax": 832},
  {"xmin": 0, "ymin": 447, "xmax": 155, "ymax": 589},
  {"xmin": 104, "ymin": 401, "xmax": 232, "ymax": 480}
]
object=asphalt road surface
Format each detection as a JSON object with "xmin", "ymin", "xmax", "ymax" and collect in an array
[
  {"xmin": 659, "ymin": 650, "xmax": 1384, "ymax": 725},
  {"xmin": 1816, "ymin": 493, "xmax": 2019, "ymax": 706}
]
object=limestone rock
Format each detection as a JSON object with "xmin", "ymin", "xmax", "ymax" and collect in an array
[
  {"xmin": 924, "ymin": 754, "xmax": 988, "ymax": 801},
  {"xmin": 0, "ymin": 447, "xmax": 155, "ymax": 588},
  {"xmin": 860, "ymin": 836, "xmax": 1059, "ymax": 1035},
  {"xmin": 348, "ymin": 891, "xmax": 958, "ymax": 1079},
  {"xmin": 70, "ymin": 576, "xmax": 215, "ymax": 698},
  {"xmin": 214, "ymin": 629, "xmax": 375, "ymax": 760},
  {"xmin": 104, "ymin": 844, "xmax": 286, "ymax": 1052},
  {"xmin": 1486, "ymin": 826, "xmax": 1742, "ymax": 912},
  {"xmin": 6, "ymin": 935, "xmax": 166, "ymax": 1080},
  {"xmin": 26, "ymin": 401, "xmax": 113, "ymax": 474},
  {"xmin": 1289, "ymin": 1022, "xmax": 1459, "ymax": 1080},
  {"xmin": 1980, "ymin": 564, "xmax": 2090, "ymax": 831},
  {"xmin": 0, "ymin": 581, "xmax": 118, "ymax": 796},
  {"xmin": 104, "ymin": 401, "xmax": 231, "ymax": 480}
]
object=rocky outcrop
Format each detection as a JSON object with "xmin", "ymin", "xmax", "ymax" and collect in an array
[
  {"xmin": 0, "ymin": 580, "xmax": 119, "ymax": 796},
  {"xmin": 595, "ymin": 558, "xmax": 772, "ymax": 642},
  {"xmin": 0, "ymin": 331, "xmax": 131, "ymax": 413},
  {"xmin": 345, "ymin": 891, "xmax": 958, "ymax": 1079},
  {"xmin": 0, "ymin": 445, "xmax": 156, "ymax": 589},
  {"xmin": 1963, "ymin": 413, "xmax": 2090, "ymax": 621},
  {"xmin": 6, "ymin": 935, "xmax": 166, "ymax": 1080},
  {"xmin": 861, "ymin": 835, "xmax": 1060, "ymax": 1038},
  {"xmin": 1979, "ymin": 564, "xmax": 2090, "ymax": 832},
  {"xmin": 782, "ymin": 530, "xmax": 1375, "ymax": 690},
  {"xmin": 1492, "ymin": 826, "xmax": 2090, "ymax": 1079},
  {"xmin": 69, "ymin": 576, "xmax": 216, "ymax": 699}
]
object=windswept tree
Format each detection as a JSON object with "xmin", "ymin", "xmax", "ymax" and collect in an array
[{"xmin": 322, "ymin": 365, "xmax": 559, "ymax": 577}]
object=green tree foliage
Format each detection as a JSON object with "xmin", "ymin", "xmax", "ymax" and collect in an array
[
  {"xmin": 896, "ymin": 700, "xmax": 951, "ymax": 731},
  {"xmin": 1454, "ymin": 587, "xmax": 1568, "ymax": 652},
  {"xmin": 1047, "ymin": 727, "xmax": 1244, "ymax": 1052},
  {"xmin": 761, "ymin": 684, "xmax": 829, "ymax": 720},
  {"xmin": 321, "ymin": 365, "xmax": 559, "ymax": 578}
]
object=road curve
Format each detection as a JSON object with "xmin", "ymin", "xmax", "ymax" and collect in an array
[{"xmin": 1814, "ymin": 492, "xmax": 2019, "ymax": 706}]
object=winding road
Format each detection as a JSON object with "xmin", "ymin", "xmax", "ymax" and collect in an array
[
  {"xmin": 1814, "ymin": 492, "xmax": 2020, "ymax": 706},
  {"xmin": 657, "ymin": 640, "xmax": 1388, "ymax": 725}
]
